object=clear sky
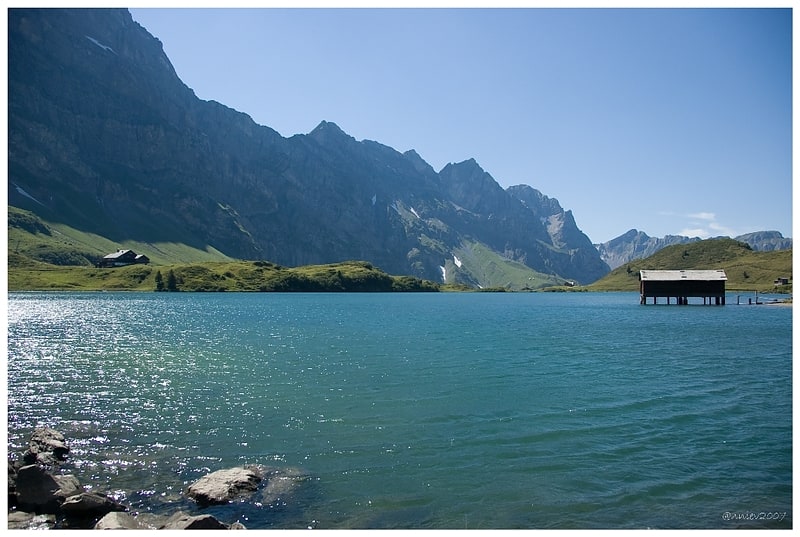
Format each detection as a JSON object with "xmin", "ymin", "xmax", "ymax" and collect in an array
[{"xmin": 128, "ymin": 5, "xmax": 793, "ymax": 244}]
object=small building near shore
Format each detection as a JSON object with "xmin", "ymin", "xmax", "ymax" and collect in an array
[
  {"xmin": 98, "ymin": 249, "xmax": 150, "ymax": 268},
  {"xmin": 639, "ymin": 269, "xmax": 727, "ymax": 305}
]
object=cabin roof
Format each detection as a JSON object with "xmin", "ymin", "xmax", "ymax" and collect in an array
[
  {"xmin": 640, "ymin": 269, "xmax": 728, "ymax": 281},
  {"xmin": 103, "ymin": 249, "xmax": 134, "ymax": 259}
]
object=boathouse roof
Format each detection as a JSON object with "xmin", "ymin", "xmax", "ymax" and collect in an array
[{"xmin": 639, "ymin": 269, "xmax": 728, "ymax": 281}]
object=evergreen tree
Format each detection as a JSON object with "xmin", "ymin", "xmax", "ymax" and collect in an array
[
  {"xmin": 154, "ymin": 270, "xmax": 164, "ymax": 291},
  {"xmin": 166, "ymin": 270, "xmax": 178, "ymax": 291}
]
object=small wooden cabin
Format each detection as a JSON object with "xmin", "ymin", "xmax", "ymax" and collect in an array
[
  {"xmin": 639, "ymin": 269, "xmax": 727, "ymax": 305},
  {"xmin": 98, "ymin": 249, "xmax": 150, "ymax": 268}
]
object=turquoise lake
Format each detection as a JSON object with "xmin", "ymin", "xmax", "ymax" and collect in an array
[{"xmin": 6, "ymin": 291, "xmax": 792, "ymax": 529}]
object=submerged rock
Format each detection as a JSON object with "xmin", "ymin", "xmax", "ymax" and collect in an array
[{"xmin": 261, "ymin": 466, "xmax": 313, "ymax": 506}]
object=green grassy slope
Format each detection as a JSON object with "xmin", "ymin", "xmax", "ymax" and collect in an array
[
  {"xmin": 6, "ymin": 206, "xmax": 468, "ymax": 292},
  {"xmin": 8, "ymin": 206, "xmax": 232, "ymax": 266},
  {"xmin": 8, "ymin": 258, "xmax": 443, "ymax": 292},
  {"xmin": 589, "ymin": 238, "xmax": 792, "ymax": 292},
  {"xmin": 452, "ymin": 240, "xmax": 564, "ymax": 290}
]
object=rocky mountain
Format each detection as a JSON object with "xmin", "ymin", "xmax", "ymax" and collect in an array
[
  {"xmin": 596, "ymin": 230, "xmax": 702, "ymax": 270},
  {"xmin": 597, "ymin": 229, "xmax": 792, "ymax": 270},
  {"xmin": 734, "ymin": 231, "xmax": 793, "ymax": 252},
  {"xmin": 8, "ymin": 8, "xmax": 610, "ymax": 286},
  {"xmin": 507, "ymin": 185, "xmax": 610, "ymax": 281}
]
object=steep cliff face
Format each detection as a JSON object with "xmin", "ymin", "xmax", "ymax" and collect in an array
[
  {"xmin": 507, "ymin": 184, "xmax": 610, "ymax": 282},
  {"xmin": 9, "ymin": 8, "xmax": 611, "ymax": 286},
  {"xmin": 9, "ymin": 8, "xmax": 282, "ymax": 258}
]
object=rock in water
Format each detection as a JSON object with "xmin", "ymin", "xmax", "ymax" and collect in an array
[
  {"xmin": 23, "ymin": 427, "xmax": 70, "ymax": 466},
  {"xmin": 261, "ymin": 466, "xmax": 312, "ymax": 506},
  {"xmin": 161, "ymin": 511, "xmax": 231, "ymax": 529},
  {"xmin": 186, "ymin": 466, "xmax": 263, "ymax": 506},
  {"xmin": 94, "ymin": 511, "xmax": 152, "ymax": 530},
  {"xmin": 59, "ymin": 491, "xmax": 127, "ymax": 519}
]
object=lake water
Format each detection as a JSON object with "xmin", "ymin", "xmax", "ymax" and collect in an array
[{"xmin": 6, "ymin": 291, "xmax": 792, "ymax": 529}]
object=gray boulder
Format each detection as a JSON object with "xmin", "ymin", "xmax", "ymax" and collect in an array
[
  {"xmin": 186, "ymin": 466, "xmax": 263, "ymax": 506},
  {"xmin": 14, "ymin": 464, "xmax": 62, "ymax": 514},
  {"xmin": 94, "ymin": 511, "xmax": 153, "ymax": 530},
  {"xmin": 23, "ymin": 427, "xmax": 70, "ymax": 466},
  {"xmin": 59, "ymin": 491, "xmax": 127, "ymax": 519},
  {"xmin": 53, "ymin": 474, "xmax": 83, "ymax": 500},
  {"xmin": 7, "ymin": 511, "xmax": 57, "ymax": 530},
  {"xmin": 161, "ymin": 511, "xmax": 230, "ymax": 529}
]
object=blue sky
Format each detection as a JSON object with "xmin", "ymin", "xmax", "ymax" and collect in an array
[{"xmin": 128, "ymin": 6, "xmax": 792, "ymax": 243}]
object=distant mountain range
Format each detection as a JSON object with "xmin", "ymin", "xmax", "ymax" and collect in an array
[
  {"xmin": 590, "ymin": 237, "xmax": 792, "ymax": 292},
  {"xmin": 7, "ymin": 9, "xmax": 790, "ymax": 289},
  {"xmin": 596, "ymin": 230, "xmax": 792, "ymax": 270}
]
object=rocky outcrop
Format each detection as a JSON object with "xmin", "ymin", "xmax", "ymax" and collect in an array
[
  {"xmin": 9, "ymin": 429, "xmax": 128, "ymax": 528},
  {"xmin": 8, "ymin": 427, "xmax": 312, "ymax": 530}
]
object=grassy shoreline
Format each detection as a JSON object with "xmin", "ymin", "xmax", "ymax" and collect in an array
[{"xmin": 7, "ymin": 259, "xmax": 490, "ymax": 293}]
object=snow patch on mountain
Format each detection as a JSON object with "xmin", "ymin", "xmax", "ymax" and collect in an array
[
  {"xmin": 14, "ymin": 184, "xmax": 45, "ymax": 206},
  {"xmin": 85, "ymin": 35, "xmax": 115, "ymax": 54}
]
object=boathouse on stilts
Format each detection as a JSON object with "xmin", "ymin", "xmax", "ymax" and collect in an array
[{"xmin": 639, "ymin": 270, "xmax": 728, "ymax": 305}]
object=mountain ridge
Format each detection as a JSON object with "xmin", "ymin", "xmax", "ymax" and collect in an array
[
  {"xmin": 9, "ymin": 8, "xmax": 615, "ymax": 287},
  {"xmin": 597, "ymin": 229, "xmax": 792, "ymax": 270}
]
